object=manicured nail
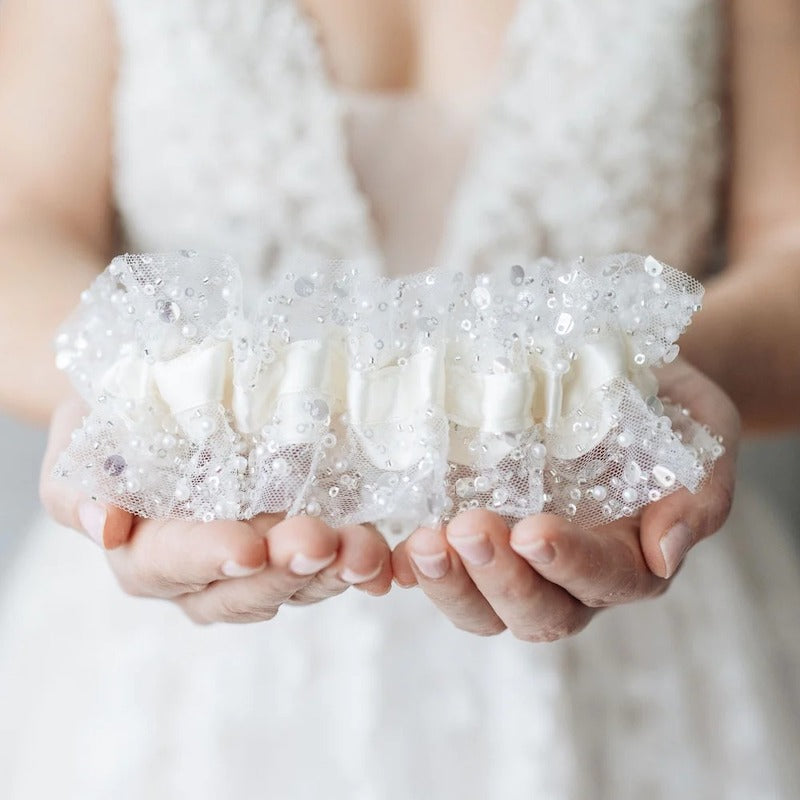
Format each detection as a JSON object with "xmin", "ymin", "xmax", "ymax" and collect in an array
[
  {"xmin": 512, "ymin": 539, "xmax": 555, "ymax": 565},
  {"xmin": 289, "ymin": 552, "xmax": 336, "ymax": 576},
  {"xmin": 660, "ymin": 522, "xmax": 694, "ymax": 578},
  {"xmin": 78, "ymin": 500, "xmax": 107, "ymax": 548},
  {"xmin": 340, "ymin": 563, "xmax": 383, "ymax": 585},
  {"xmin": 409, "ymin": 550, "xmax": 450, "ymax": 579},
  {"xmin": 447, "ymin": 532, "xmax": 494, "ymax": 566},
  {"xmin": 221, "ymin": 561, "xmax": 265, "ymax": 579}
]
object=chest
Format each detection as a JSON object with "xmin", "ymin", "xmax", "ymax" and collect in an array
[{"xmin": 295, "ymin": 0, "xmax": 519, "ymax": 94}]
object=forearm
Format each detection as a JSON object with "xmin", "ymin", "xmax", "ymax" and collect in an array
[
  {"xmin": 0, "ymin": 218, "xmax": 107, "ymax": 425},
  {"xmin": 680, "ymin": 246, "xmax": 800, "ymax": 433}
]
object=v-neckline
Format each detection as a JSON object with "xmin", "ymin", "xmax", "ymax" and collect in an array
[{"xmin": 284, "ymin": 0, "xmax": 529, "ymax": 272}]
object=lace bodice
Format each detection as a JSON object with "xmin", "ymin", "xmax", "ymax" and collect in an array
[{"xmin": 110, "ymin": 0, "xmax": 726, "ymax": 284}]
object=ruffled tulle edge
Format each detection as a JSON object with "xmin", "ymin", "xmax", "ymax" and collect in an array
[{"xmin": 53, "ymin": 252, "xmax": 720, "ymax": 531}]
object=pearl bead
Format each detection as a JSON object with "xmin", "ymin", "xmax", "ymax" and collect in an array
[{"xmin": 53, "ymin": 252, "xmax": 713, "ymax": 532}]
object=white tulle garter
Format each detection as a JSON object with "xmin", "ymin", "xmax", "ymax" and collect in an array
[{"xmin": 53, "ymin": 251, "xmax": 723, "ymax": 532}]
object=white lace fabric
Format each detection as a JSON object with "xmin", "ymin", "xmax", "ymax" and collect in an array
[{"xmin": 53, "ymin": 251, "xmax": 720, "ymax": 531}]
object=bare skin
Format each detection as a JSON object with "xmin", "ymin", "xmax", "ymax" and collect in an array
[{"xmin": 0, "ymin": 0, "xmax": 797, "ymax": 633}]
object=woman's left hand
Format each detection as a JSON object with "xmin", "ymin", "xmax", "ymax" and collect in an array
[{"xmin": 391, "ymin": 359, "xmax": 740, "ymax": 640}]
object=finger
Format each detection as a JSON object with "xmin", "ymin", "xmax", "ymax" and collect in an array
[
  {"xmin": 176, "ymin": 516, "xmax": 341, "ymax": 623},
  {"xmin": 40, "ymin": 395, "xmax": 134, "ymax": 549},
  {"xmin": 446, "ymin": 509, "xmax": 594, "ymax": 642},
  {"xmin": 641, "ymin": 361, "xmax": 741, "ymax": 578},
  {"xmin": 510, "ymin": 514, "xmax": 667, "ymax": 607},
  {"xmin": 405, "ymin": 525, "xmax": 506, "ymax": 636},
  {"xmin": 333, "ymin": 523, "xmax": 392, "ymax": 595},
  {"xmin": 390, "ymin": 539, "xmax": 419, "ymax": 588},
  {"xmin": 295, "ymin": 523, "xmax": 392, "ymax": 602},
  {"xmin": 108, "ymin": 514, "xmax": 274, "ymax": 599}
]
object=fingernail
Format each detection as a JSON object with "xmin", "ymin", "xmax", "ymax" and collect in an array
[
  {"xmin": 408, "ymin": 550, "xmax": 450, "ymax": 579},
  {"xmin": 447, "ymin": 532, "xmax": 494, "ymax": 566},
  {"xmin": 78, "ymin": 501, "xmax": 107, "ymax": 548},
  {"xmin": 660, "ymin": 522, "xmax": 694, "ymax": 578},
  {"xmin": 339, "ymin": 563, "xmax": 383, "ymax": 585},
  {"xmin": 289, "ymin": 552, "xmax": 336, "ymax": 576},
  {"xmin": 512, "ymin": 539, "xmax": 555, "ymax": 565},
  {"xmin": 221, "ymin": 561, "xmax": 265, "ymax": 579}
]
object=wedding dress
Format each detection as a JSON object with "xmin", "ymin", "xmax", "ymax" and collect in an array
[{"xmin": 1, "ymin": 1, "xmax": 799, "ymax": 798}]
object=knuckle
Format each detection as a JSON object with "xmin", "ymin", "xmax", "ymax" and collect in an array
[
  {"xmin": 37, "ymin": 471, "xmax": 53, "ymax": 515},
  {"xmin": 509, "ymin": 621, "xmax": 555, "ymax": 643},
  {"xmin": 582, "ymin": 594, "xmax": 612, "ymax": 609},
  {"xmin": 592, "ymin": 566, "xmax": 646, "ymax": 606},
  {"xmin": 339, "ymin": 523, "xmax": 373, "ymax": 542},
  {"xmin": 128, "ymin": 553, "xmax": 190, "ymax": 598},
  {"xmin": 277, "ymin": 515, "xmax": 332, "ymax": 543},
  {"xmin": 450, "ymin": 507, "xmax": 506, "ymax": 537},
  {"xmin": 650, "ymin": 578, "xmax": 671, "ymax": 599},
  {"xmin": 512, "ymin": 612, "xmax": 588, "ymax": 643},
  {"xmin": 134, "ymin": 562, "xmax": 173, "ymax": 596},
  {"xmin": 216, "ymin": 597, "xmax": 277, "ymax": 624},
  {"xmin": 706, "ymin": 482, "xmax": 734, "ymax": 534},
  {"xmin": 291, "ymin": 579, "xmax": 346, "ymax": 604},
  {"xmin": 113, "ymin": 568, "xmax": 149, "ymax": 598},
  {"xmin": 38, "ymin": 483, "xmax": 72, "ymax": 530},
  {"xmin": 453, "ymin": 617, "xmax": 506, "ymax": 637},
  {"xmin": 493, "ymin": 574, "xmax": 534, "ymax": 607},
  {"xmin": 179, "ymin": 603, "xmax": 213, "ymax": 626},
  {"xmin": 511, "ymin": 626, "xmax": 552, "ymax": 643}
]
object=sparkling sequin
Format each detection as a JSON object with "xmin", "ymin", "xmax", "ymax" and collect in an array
[
  {"xmin": 470, "ymin": 287, "xmax": 491, "ymax": 310},
  {"xmin": 644, "ymin": 256, "xmax": 664, "ymax": 276},
  {"xmin": 310, "ymin": 400, "xmax": 329, "ymax": 421},
  {"xmin": 622, "ymin": 487, "xmax": 638, "ymax": 504},
  {"xmin": 652, "ymin": 465, "xmax": 677, "ymax": 488},
  {"xmin": 590, "ymin": 486, "xmax": 607, "ymax": 501},
  {"xmin": 103, "ymin": 454, "xmax": 127, "ymax": 477},
  {"xmin": 623, "ymin": 460, "xmax": 643, "ymax": 485},
  {"xmin": 555, "ymin": 312, "xmax": 575, "ymax": 336},
  {"xmin": 646, "ymin": 395, "xmax": 665, "ymax": 416},
  {"xmin": 52, "ymin": 252, "xmax": 717, "ymax": 529},
  {"xmin": 617, "ymin": 430, "xmax": 635, "ymax": 448},
  {"xmin": 295, "ymin": 277, "xmax": 315, "ymax": 297},
  {"xmin": 158, "ymin": 301, "xmax": 181, "ymax": 323}
]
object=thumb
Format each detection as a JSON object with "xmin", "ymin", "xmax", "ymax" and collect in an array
[
  {"xmin": 39, "ymin": 395, "xmax": 134, "ymax": 550},
  {"xmin": 639, "ymin": 367, "xmax": 740, "ymax": 579}
]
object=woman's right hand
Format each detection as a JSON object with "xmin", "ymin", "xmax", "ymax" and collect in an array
[{"xmin": 39, "ymin": 395, "xmax": 393, "ymax": 623}]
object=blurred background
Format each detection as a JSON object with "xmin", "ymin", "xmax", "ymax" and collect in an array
[
  {"xmin": 0, "ymin": 416, "xmax": 46, "ymax": 567},
  {"xmin": 2, "ymin": 412, "xmax": 799, "ymax": 562}
]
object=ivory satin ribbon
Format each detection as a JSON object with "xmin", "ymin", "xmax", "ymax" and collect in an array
[{"xmin": 98, "ymin": 332, "xmax": 655, "ymax": 468}]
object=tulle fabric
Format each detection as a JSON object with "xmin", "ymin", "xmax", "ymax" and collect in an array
[{"xmin": 54, "ymin": 252, "xmax": 720, "ymax": 531}]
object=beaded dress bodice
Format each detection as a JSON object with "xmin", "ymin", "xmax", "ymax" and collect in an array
[{"xmin": 111, "ymin": 0, "xmax": 726, "ymax": 282}]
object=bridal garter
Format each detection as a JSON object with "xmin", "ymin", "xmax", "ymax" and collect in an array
[{"xmin": 53, "ymin": 252, "xmax": 722, "ymax": 531}]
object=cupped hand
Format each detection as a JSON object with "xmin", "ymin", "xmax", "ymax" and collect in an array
[
  {"xmin": 391, "ymin": 359, "xmax": 741, "ymax": 641},
  {"xmin": 39, "ymin": 395, "xmax": 392, "ymax": 624}
]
